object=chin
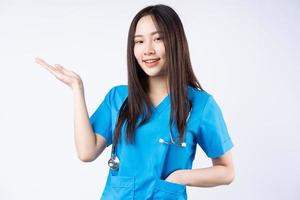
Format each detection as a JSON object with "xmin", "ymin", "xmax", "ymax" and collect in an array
[{"xmin": 144, "ymin": 69, "xmax": 163, "ymax": 77}]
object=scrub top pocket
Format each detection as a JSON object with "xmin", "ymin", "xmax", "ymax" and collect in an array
[
  {"xmin": 109, "ymin": 176, "xmax": 135, "ymax": 200},
  {"xmin": 152, "ymin": 179, "xmax": 186, "ymax": 200}
]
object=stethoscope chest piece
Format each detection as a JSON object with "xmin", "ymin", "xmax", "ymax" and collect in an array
[{"xmin": 108, "ymin": 154, "xmax": 120, "ymax": 171}]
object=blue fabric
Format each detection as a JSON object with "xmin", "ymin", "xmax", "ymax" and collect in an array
[{"xmin": 89, "ymin": 85, "xmax": 234, "ymax": 200}]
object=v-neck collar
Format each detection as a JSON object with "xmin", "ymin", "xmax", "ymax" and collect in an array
[
  {"xmin": 145, "ymin": 85, "xmax": 194, "ymax": 114},
  {"xmin": 151, "ymin": 94, "xmax": 170, "ymax": 114},
  {"xmin": 149, "ymin": 85, "xmax": 193, "ymax": 114}
]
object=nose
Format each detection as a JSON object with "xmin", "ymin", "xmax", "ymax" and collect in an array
[{"xmin": 144, "ymin": 41, "xmax": 155, "ymax": 55}]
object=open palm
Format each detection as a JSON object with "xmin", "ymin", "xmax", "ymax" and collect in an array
[{"xmin": 35, "ymin": 57, "xmax": 83, "ymax": 90}]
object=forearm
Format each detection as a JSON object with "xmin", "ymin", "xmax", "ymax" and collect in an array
[
  {"xmin": 178, "ymin": 165, "xmax": 234, "ymax": 187},
  {"xmin": 73, "ymin": 85, "xmax": 96, "ymax": 161}
]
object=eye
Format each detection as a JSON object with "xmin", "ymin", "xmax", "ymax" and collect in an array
[
  {"xmin": 154, "ymin": 36, "xmax": 164, "ymax": 42},
  {"xmin": 134, "ymin": 40, "xmax": 143, "ymax": 44}
]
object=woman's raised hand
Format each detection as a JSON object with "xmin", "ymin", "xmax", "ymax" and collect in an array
[{"xmin": 35, "ymin": 57, "xmax": 83, "ymax": 91}]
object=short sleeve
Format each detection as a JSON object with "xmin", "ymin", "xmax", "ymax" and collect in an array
[
  {"xmin": 89, "ymin": 87, "xmax": 114, "ymax": 147},
  {"xmin": 196, "ymin": 95, "xmax": 234, "ymax": 158}
]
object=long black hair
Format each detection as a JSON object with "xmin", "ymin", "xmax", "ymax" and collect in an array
[{"xmin": 113, "ymin": 4, "xmax": 205, "ymax": 146}]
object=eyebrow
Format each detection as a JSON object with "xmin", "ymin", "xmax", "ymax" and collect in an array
[{"xmin": 134, "ymin": 31, "xmax": 163, "ymax": 38}]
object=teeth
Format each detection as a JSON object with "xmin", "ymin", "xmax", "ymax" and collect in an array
[{"xmin": 145, "ymin": 59, "xmax": 158, "ymax": 63}]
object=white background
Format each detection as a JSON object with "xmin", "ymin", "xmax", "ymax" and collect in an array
[{"xmin": 0, "ymin": 0, "xmax": 299, "ymax": 199}]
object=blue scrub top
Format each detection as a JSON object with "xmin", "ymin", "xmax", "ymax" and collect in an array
[{"xmin": 89, "ymin": 85, "xmax": 234, "ymax": 200}]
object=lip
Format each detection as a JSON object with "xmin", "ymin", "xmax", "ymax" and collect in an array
[
  {"xmin": 143, "ymin": 58, "xmax": 160, "ymax": 62},
  {"xmin": 143, "ymin": 58, "xmax": 160, "ymax": 67}
]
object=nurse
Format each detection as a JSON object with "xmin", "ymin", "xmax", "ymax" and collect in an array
[{"xmin": 36, "ymin": 4, "xmax": 235, "ymax": 200}]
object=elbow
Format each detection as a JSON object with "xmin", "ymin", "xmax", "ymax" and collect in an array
[
  {"xmin": 78, "ymin": 153, "xmax": 95, "ymax": 162},
  {"xmin": 225, "ymin": 170, "xmax": 235, "ymax": 185},
  {"xmin": 79, "ymin": 157, "xmax": 93, "ymax": 162}
]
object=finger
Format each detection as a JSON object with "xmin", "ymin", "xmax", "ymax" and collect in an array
[
  {"xmin": 54, "ymin": 64, "xmax": 65, "ymax": 72},
  {"xmin": 35, "ymin": 57, "xmax": 60, "ymax": 76},
  {"xmin": 54, "ymin": 64, "xmax": 76, "ymax": 76},
  {"xmin": 35, "ymin": 57, "xmax": 55, "ymax": 71},
  {"xmin": 35, "ymin": 57, "xmax": 53, "ymax": 69},
  {"xmin": 35, "ymin": 57, "xmax": 62, "ymax": 73},
  {"xmin": 52, "ymin": 64, "xmax": 76, "ymax": 83},
  {"xmin": 35, "ymin": 57, "xmax": 62, "ymax": 79}
]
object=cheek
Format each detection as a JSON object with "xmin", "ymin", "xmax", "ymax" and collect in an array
[
  {"xmin": 133, "ymin": 47, "xmax": 142, "ymax": 62},
  {"xmin": 157, "ymin": 44, "xmax": 166, "ymax": 58},
  {"xmin": 133, "ymin": 47, "xmax": 138, "ymax": 59}
]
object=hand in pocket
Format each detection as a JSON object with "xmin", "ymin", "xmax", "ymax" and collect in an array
[{"xmin": 164, "ymin": 169, "xmax": 186, "ymax": 186}]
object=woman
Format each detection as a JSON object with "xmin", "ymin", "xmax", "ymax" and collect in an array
[{"xmin": 36, "ymin": 4, "xmax": 235, "ymax": 200}]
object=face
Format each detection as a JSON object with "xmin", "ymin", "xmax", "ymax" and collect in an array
[{"xmin": 134, "ymin": 15, "xmax": 166, "ymax": 77}]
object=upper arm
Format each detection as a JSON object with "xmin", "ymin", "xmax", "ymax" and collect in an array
[
  {"xmin": 211, "ymin": 150, "xmax": 235, "ymax": 183},
  {"xmin": 212, "ymin": 150, "xmax": 234, "ymax": 167},
  {"xmin": 89, "ymin": 87, "xmax": 116, "ymax": 147},
  {"xmin": 93, "ymin": 133, "xmax": 108, "ymax": 160}
]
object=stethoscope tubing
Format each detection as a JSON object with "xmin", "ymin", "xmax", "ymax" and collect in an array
[{"xmin": 108, "ymin": 107, "xmax": 192, "ymax": 170}]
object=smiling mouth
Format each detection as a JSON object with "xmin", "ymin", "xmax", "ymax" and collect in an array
[
  {"xmin": 143, "ymin": 58, "xmax": 160, "ymax": 67},
  {"xmin": 143, "ymin": 58, "xmax": 160, "ymax": 63}
]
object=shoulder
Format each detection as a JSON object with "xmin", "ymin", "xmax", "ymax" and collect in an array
[
  {"xmin": 106, "ymin": 84, "xmax": 128, "ymax": 109},
  {"xmin": 105, "ymin": 84, "xmax": 128, "ymax": 96},
  {"xmin": 109, "ymin": 84, "xmax": 128, "ymax": 95},
  {"xmin": 188, "ymin": 85, "xmax": 213, "ymax": 110},
  {"xmin": 188, "ymin": 86, "xmax": 225, "ymax": 120},
  {"xmin": 188, "ymin": 85, "xmax": 224, "ymax": 118}
]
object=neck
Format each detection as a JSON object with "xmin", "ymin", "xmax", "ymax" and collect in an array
[{"xmin": 148, "ymin": 75, "xmax": 169, "ymax": 95}]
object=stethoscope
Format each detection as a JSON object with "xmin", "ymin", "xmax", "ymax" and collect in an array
[{"xmin": 108, "ymin": 107, "xmax": 192, "ymax": 171}]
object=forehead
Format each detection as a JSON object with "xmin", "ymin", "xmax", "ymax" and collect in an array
[{"xmin": 135, "ymin": 15, "xmax": 161, "ymax": 36}]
